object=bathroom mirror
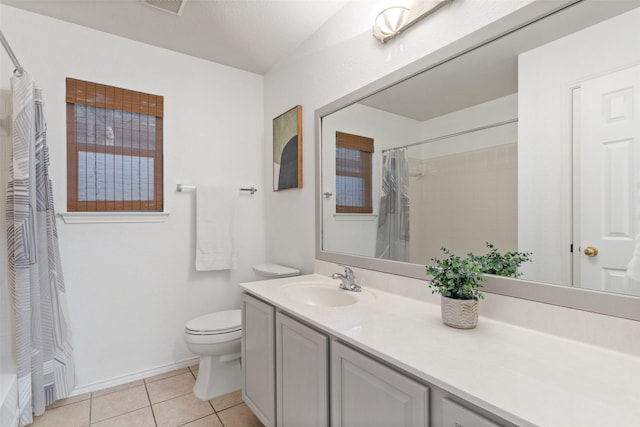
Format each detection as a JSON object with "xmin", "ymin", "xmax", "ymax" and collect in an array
[{"xmin": 316, "ymin": 0, "xmax": 640, "ymax": 320}]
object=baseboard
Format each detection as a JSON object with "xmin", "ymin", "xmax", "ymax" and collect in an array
[{"xmin": 70, "ymin": 356, "xmax": 199, "ymax": 396}]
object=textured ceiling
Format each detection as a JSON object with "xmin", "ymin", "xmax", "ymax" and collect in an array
[{"xmin": 1, "ymin": 0, "xmax": 348, "ymax": 74}]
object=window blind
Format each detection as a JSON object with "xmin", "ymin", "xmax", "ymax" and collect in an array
[
  {"xmin": 336, "ymin": 131, "xmax": 374, "ymax": 214},
  {"xmin": 66, "ymin": 78, "xmax": 164, "ymax": 212}
]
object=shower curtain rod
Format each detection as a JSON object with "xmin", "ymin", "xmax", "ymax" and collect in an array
[
  {"xmin": 381, "ymin": 118, "xmax": 518, "ymax": 153},
  {"xmin": 0, "ymin": 29, "xmax": 25, "ymax": 76}
]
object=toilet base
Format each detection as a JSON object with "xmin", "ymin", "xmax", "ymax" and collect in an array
[{"xmin": 193, "ymin": 355, "xmax": 241, "ymax": 401}]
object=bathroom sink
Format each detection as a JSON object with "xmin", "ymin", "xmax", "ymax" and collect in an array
[{"xmin": 282, "ymin": 282, "xmax": 374, "ymax": 307}]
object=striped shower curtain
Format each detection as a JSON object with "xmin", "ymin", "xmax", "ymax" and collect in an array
[{"xmin": 7, "ymin": 72, "xmax": 75, "ymax": 426}]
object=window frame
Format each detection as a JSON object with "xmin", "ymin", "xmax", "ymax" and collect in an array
[
  {"xmin": 66, "ymin": 78, "xmax": 164, "ymax": 212},
  {"xmin": 335, "ymin": 131, "xmax": 374, "ymax": 214}
]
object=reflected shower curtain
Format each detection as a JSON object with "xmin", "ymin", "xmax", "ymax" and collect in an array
[
  {"xmin": 7, "ymin": 73, "xmax": 75, "ymax": 426},
  {"xmin": 375, "ymin": 148, "xmax": 410, "ymax": 261}
]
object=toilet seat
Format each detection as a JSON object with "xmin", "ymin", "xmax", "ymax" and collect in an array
[{"xmin": 185, "ymin": 309, "xmax": 241, "ymax": 336}]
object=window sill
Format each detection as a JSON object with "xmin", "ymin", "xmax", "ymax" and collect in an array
[
  {"xmin": 58, "ymin": 212, "xmax": 170, "ymax": 224},
  {"xmin": 333, "ymin": 213, "xmax": 378, "ymax": 221}
]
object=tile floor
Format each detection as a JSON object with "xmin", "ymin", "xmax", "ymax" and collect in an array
[{"xmin": 31, "ymin": 365, "xmax": 264, "ymax": 427}]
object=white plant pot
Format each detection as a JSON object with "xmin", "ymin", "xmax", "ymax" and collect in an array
[{"xmin": 440, "ymin": 296, "xmax": 478, "ymax": 329}]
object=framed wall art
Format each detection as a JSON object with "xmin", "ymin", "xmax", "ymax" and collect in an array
[{"xmin": 273, "ymin": 105, "xmax": 302, "ymax": 191}]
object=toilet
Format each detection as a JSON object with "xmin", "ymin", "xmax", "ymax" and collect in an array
[{"xmin": 184, "ymin": 263, "xmax": 300, "ymax": 400}]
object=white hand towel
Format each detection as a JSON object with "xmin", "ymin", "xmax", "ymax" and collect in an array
[{"xmin": 196, "ymin": 186, "xmax": 238, "ymax": 271}]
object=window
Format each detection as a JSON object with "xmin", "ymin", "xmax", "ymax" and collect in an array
[
  {"xmin": 335, "ymin": 131, "xmax": 374, "ymax": 213},
  {"xmin": 66, "ymin": 78, "xmax": 164, "ymax": 212}
]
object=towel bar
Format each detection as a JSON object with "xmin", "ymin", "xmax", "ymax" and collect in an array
[{"xmin": 176, "ymin": 183, "xmax": 258, "ymax": 195}]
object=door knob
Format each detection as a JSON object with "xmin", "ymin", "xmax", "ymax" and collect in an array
[{"xmin": 583, "ymin": 246, "xmax": 599, "ymax": 257}]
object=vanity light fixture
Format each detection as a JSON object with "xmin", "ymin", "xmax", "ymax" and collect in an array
[{"xmin": 373, "ymin": 0, "xmax": 453, "ymax": 43}]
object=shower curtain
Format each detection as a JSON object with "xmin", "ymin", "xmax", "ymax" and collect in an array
[
  {"xmin": 375, "ymin": 147, "xmax": 410, "ymax": 261},
  {"xmin": 7, "ymin": 72, "xmax": 75, "ymax": 426}
]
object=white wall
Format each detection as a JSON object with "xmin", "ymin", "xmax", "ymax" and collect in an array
[
  {"xmin": 518, "ymin": 7, "xmax": 640, "ymax": 285},
  {"xmin": 263, "ymin": 0, "xmax": 536, "ymax": 272},
  {"xmin": 0, "ymin": 5, "xmax": 265, "ymax": 391}
]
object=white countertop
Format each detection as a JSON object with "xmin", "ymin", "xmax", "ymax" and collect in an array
[{"xmin": 239, "ymin": 274, "xmax": 640, "ymax": 426}]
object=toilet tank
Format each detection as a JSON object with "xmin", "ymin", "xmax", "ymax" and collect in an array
[{"xmin": 252, "ymin": 263, "xmax": 300, "ymax": 279}]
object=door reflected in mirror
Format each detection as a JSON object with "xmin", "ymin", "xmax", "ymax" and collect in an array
[{"xmin": 320, "ymin": 4, "xmax": 640, "ymax": 297}]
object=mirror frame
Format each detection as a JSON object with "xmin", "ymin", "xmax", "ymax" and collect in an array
[{"xmin": 315, "ymin": 0, "xmax": 640, "ymax": 321}]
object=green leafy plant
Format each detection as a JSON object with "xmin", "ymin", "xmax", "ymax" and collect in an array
[
  {"xmin": 426, "ymin": 244, "xmax": 533, "ymax": 300},
  {"xmin": 426, "ymin": 248, "xmax": 484, "ymax": 300},
  {"xmin": 470, "ymin": 243, "xmax": 532, "ymax": 277}
]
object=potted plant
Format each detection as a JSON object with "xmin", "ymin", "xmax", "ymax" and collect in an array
[
  {"xmin": 469, "ymin": 242, "xmax": 532, "ymax": 278},
  {"xmin": 426, "ymin": 248, "xmax": 484, "ymax": 329},
  {"xmin": 426, "ymin": 244, "xmax": 532, "ymax": 329}
]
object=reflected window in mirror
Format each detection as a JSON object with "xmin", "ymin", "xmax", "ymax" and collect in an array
[{"xmin": 336, "ymin": 132, "xmax": 374, "ymax": 214}]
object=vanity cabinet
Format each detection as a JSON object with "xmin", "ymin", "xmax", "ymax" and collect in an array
[
  {"xmin": 331, "ymin": 341, "xmax": 430, "ymax": 427},
  {"xmin": 441, "ymin": 398, "xmax": 502, "ymax": 427},
  {"xmin": 241, "ymin": 293, "xmax": 275, "ymax": 427},
  {"xmin": 275, "ymin": 312, "xmax": 329, "ymax": 427},
  {"xmin": 242, "ymin": 291, "xmax": 509, "ymax": 427}
]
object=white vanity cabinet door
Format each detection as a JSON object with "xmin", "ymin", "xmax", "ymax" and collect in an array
[
  {"xmin": 241, "ymin": 293, "xmax": 275, "ymax": 427},
  {"xmin": 275, "ymin": 312, "xmax": 329, "ymax": 427},
  {"xmin": 331, "ymin": 341, "xmax": 429, "ymax": 427},
  {"xmin": 442, "ymin": 398, "xmax": 502, "ymax": 427}
]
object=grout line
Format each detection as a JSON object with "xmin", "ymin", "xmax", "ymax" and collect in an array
[
  {"xmin": 143, "ymin": 380, "xmax": 159, "ymax": 427},
  {"xmin": 88, "ymin": 392, "xmax": 93, "ymax": 425},
  {"xmin": 216, "ymin": 400, "xmax": 245, "ymax": 413},
  {"xmin": 144, "ymin": 368, "xmax": 190, "ymax": 385},
  {"xmin": 215, "ymin": 411, "xmax": 225, "ymax": 427},
  {"xmin": 90, "ymin": 381, "xmax": 144, "ymax": 399}
]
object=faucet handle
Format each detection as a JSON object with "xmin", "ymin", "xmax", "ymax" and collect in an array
[{"xmin": 341, "ymin": 265, "xmax": 354, "ymax": 278}]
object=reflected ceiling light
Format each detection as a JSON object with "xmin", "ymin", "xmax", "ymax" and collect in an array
[{"xmin": 373, "ymin": 0, "xmax": 453, "ymax": 43}]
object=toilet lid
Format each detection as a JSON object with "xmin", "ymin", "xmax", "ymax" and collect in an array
[
  {"xmin": 252, "ymin": 263, "xmax": 300, "ymax": 277},
  {"xmin": 185, "ymin": 309, "xmax": 241, "ymax": 334}
]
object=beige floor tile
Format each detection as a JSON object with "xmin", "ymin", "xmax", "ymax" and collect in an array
[
  {"xmin": 210, "ymin": 390, "xmax": 242, "ymax": 412},
  {"xmin": 90, "ymin": 407, "xmax": 155, "ymax": 427},
  {"xmin": 31, "ymin": 399, "xmax": 90, "ymax": 427},
  {"xmin": 144, "ymin": 367, "xmax": 189, "ymax": 384},
  {"xmin": 91, "ymin": 384, "xmax": 150, "ymax": 423},
  {"xmin": 217, "ymin": 403, "xmax": 264, "ymax": 427},
  {"xmin": 46, "ymin": 392, "xmax": 91, "ymax": 409},
  {"xmin": 92, "ymin": 380, "xmax": 144, "ymax": 398},
  {"xmin": 191, "ymin": 369, "xmax": 199, "ymax": 379},
  {"xmin": 182, "ymin": 413, "xmax": 224, "ymax": 427},
  {"xmin": 153, "ymin": 393, "xmax": 214, "ymax": 427},
  {"xmin": 146, "ymin": 371, "xmax": 196, "ymax": 404}
]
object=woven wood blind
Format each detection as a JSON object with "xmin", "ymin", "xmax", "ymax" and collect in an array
[
  {"xmin": 336, "ymin": 131, "xmax": 374, "ymax": 214},
  {"xmin": 66, "ymin": 78, "xmax": 164, "ymax": 212}
]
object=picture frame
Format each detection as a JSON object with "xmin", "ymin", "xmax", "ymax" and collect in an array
[{"xmin": 273, "ymin": 105, "xmax": 302, "ymax": 191}]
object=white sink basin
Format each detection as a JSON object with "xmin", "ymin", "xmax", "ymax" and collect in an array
[{"xmin": 282, "ymin": 281, "xmax": 374, "ymax": 307}]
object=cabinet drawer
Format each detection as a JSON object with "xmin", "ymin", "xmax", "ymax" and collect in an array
[{"xmin": 442, "ymin": 398, "xmax": 502, "ymax": 427}]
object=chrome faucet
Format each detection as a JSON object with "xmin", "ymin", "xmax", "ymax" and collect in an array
[{"xmin": 332, "ymin": 266, "xmax": 362, "ymax": 292}]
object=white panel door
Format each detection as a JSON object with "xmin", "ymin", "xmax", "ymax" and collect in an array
[
  {"xmin": 579, "ymin": 65, "xmax": 640, "ymax": 295},
  {"xmin": 275, "ymin": 312, "xmax": 328, "ymax": 427}
]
